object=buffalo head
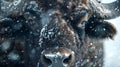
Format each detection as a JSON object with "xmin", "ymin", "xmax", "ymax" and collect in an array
[
  {"xmin": 38, "ymin": 0, "xmax": 120, "ymax": 67},
  {"xmin": 0, "ymin": 0, "xmax": 120, "ymax": 67}
]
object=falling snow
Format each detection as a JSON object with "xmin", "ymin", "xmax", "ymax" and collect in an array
[
  {"xmin": 0, "ymin": 0, "xmax": 120, "ymax": 67},
  {"xmin": 7, "ymin": 52, "xmax": 20, "ymax": 61},
  {"xmin": 0, "ymin": 41, "xmax": 11, "ymax": 52}
]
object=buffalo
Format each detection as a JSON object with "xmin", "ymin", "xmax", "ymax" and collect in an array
[{"xmin": 0, "ymin": 0, "xmax": 120, "ymax": 67}]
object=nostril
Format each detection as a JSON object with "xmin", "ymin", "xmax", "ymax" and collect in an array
[
  {"xmin": 63, "ymin": 54, "xmax": 72, "ymax": 64},
  {"xmin": 43, "ymin": 55, "xmax": 52, "ymax": 65}
]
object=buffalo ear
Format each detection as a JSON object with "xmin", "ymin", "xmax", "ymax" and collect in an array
[{"xmin": 85, "ymin": 20, "xmax": 117, "ymax": 40}]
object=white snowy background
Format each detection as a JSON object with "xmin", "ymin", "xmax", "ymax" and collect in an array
[{"xmin": 102, "ymin": 0, "xmax": 120, "ymax": 67}]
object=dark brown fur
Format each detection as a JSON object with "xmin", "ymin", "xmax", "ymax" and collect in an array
[{"xmin": 0, "ymin": 0, "xmax": 119, "ymax": 67}]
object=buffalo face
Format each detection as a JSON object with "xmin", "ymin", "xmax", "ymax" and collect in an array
[
  {"xmin": 0, "ymin": 0, "xmax": 120, "ymax": 67},
  {"xmin": 38, "ymin": 0, "xmax": 120, "ymax": 67}
]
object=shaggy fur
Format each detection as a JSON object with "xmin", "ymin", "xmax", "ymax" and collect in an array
[{"xmin": 0, "ymin": 0, "xmax": 120, "ymax": 67}]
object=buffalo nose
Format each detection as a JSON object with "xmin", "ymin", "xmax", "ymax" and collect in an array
[{"xmin": 41, "ymin": 48, "xmax": 75, "ymax": 67}]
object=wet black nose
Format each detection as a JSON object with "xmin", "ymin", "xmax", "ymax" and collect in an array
[
  {"xmin": 43, "ymin": 53, "xmax": 72, "ymax": 67},
  {"xmin": 41, "ymin": 48, "xmax": 75, "ymax": 67}
]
